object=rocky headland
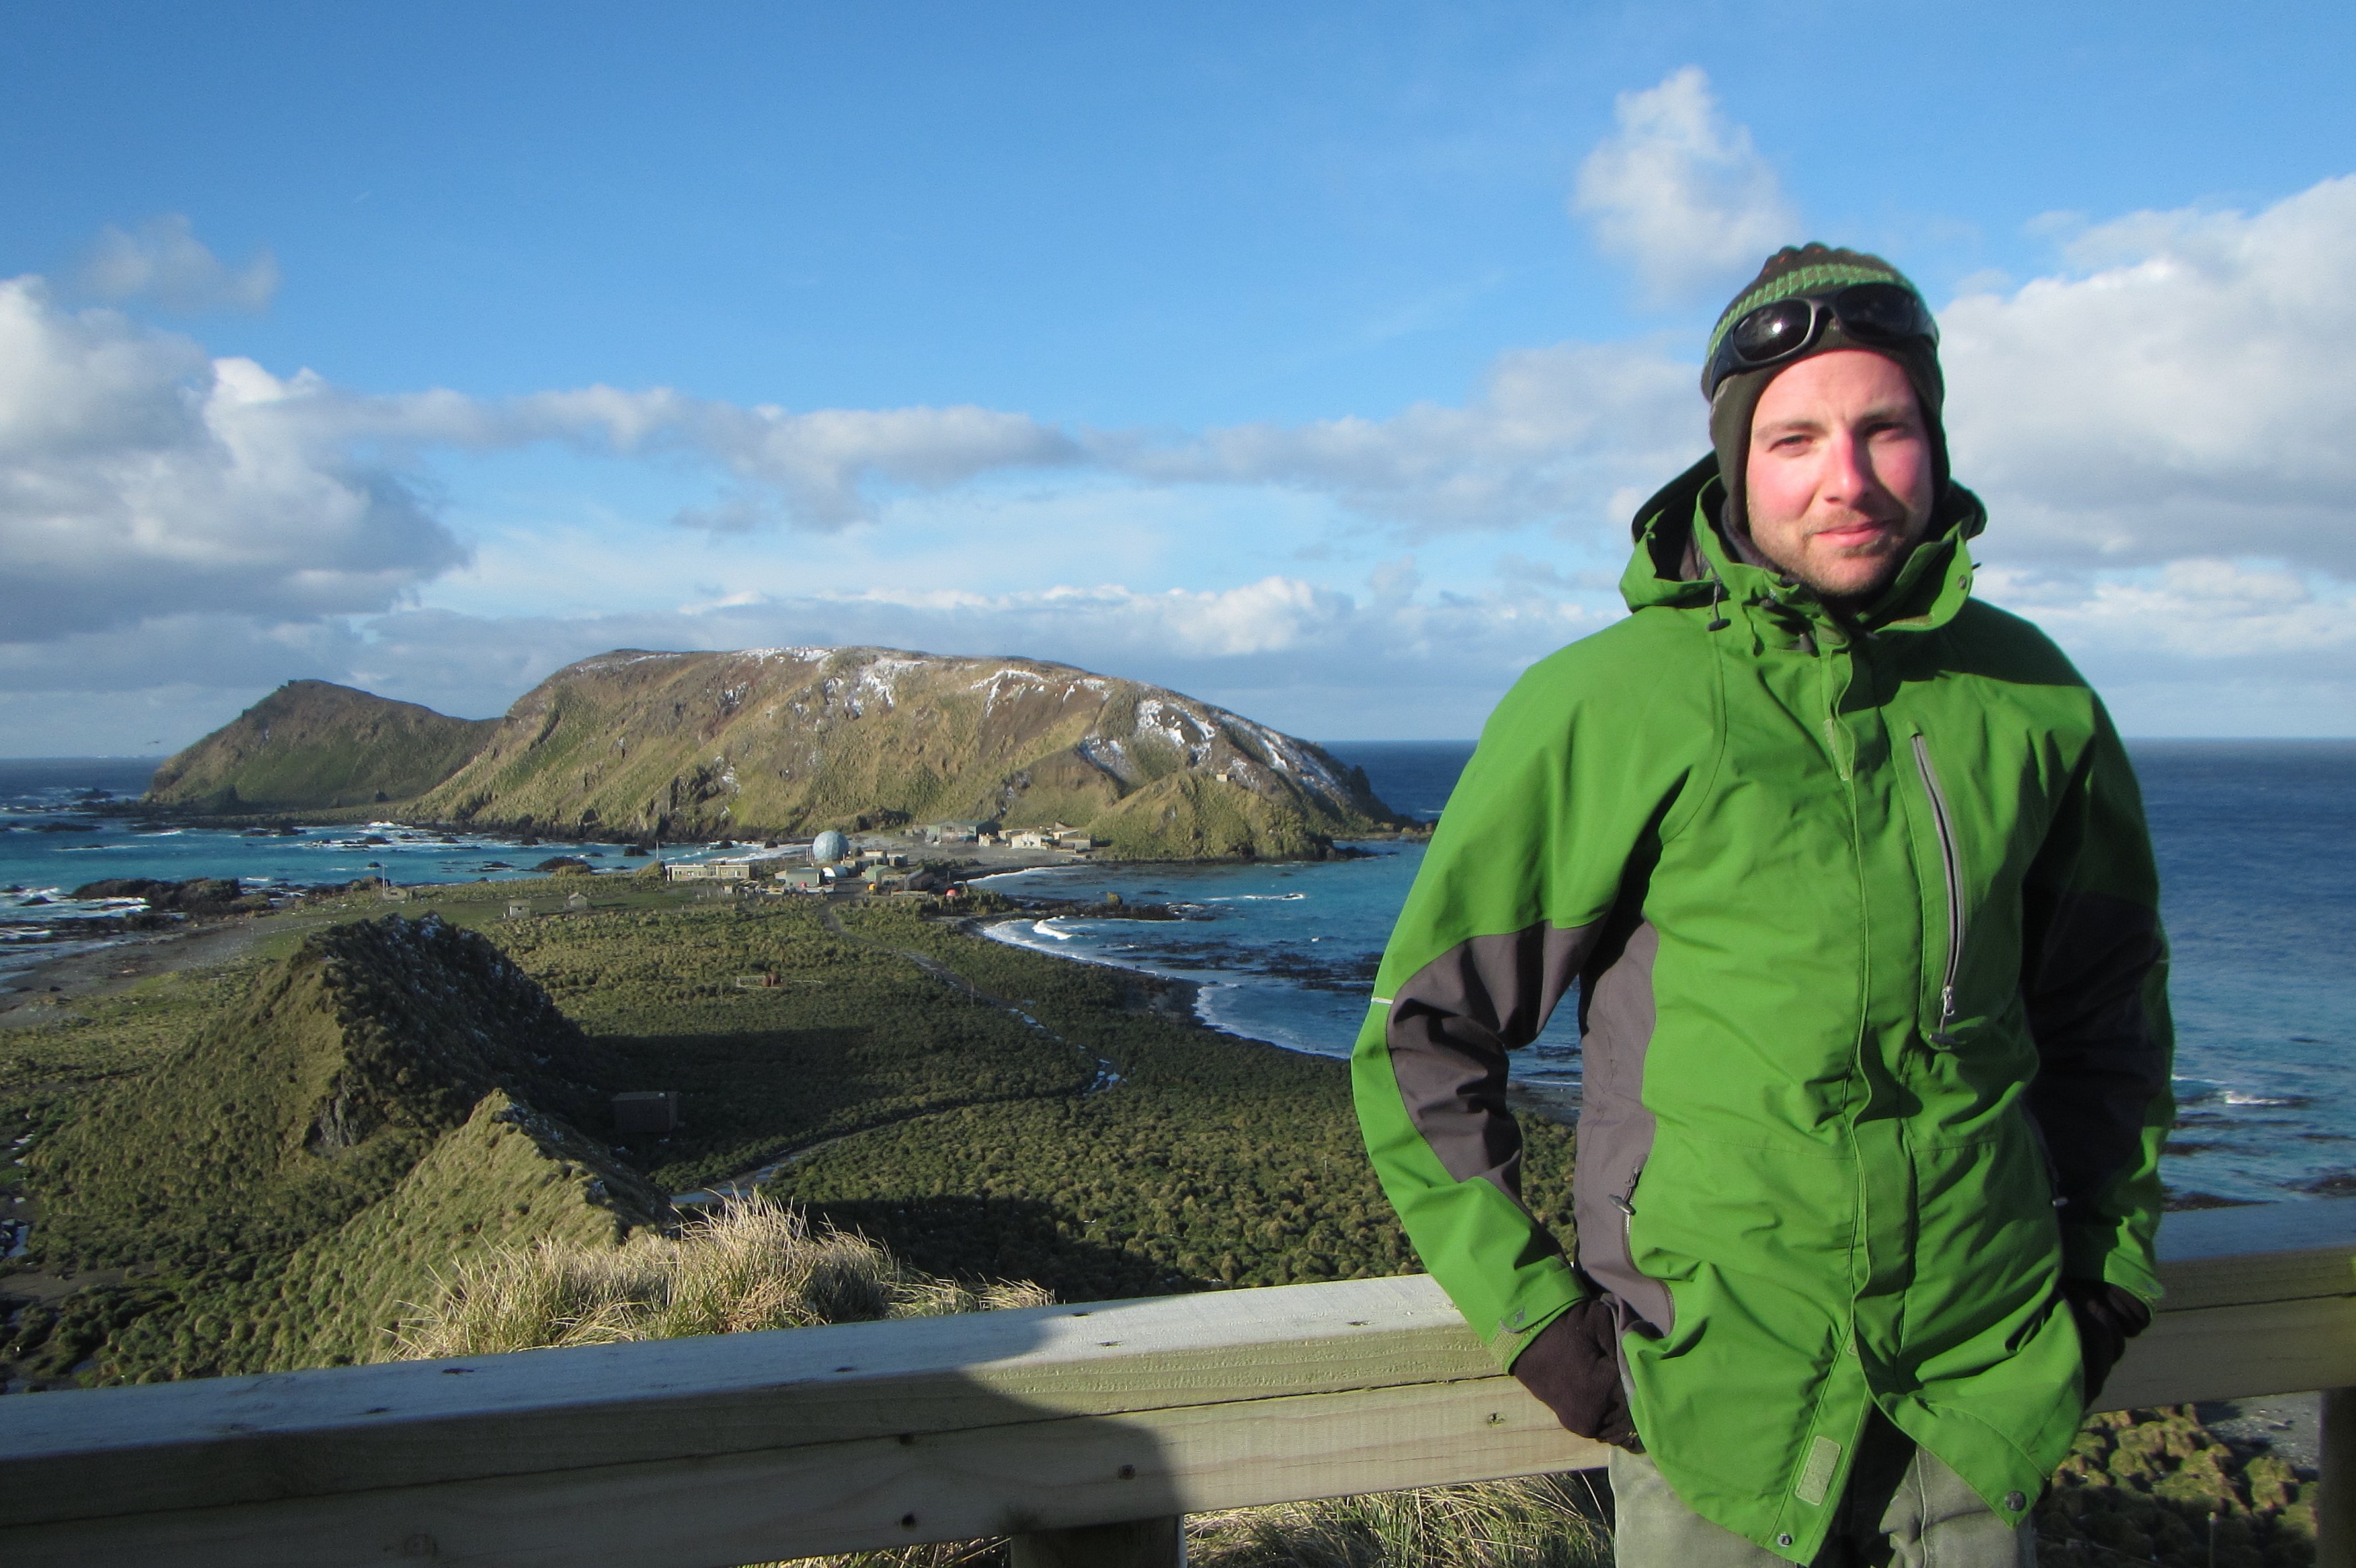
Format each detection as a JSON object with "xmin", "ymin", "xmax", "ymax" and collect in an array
[{"xmin": 138, "ymin": 647, "xmax": 1414, "ymax": 860}]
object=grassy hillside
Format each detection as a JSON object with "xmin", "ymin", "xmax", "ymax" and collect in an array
[
  {"xmin": 145, "ymin": 680, "xmax": 499, "ymax": 812},
  {"xmin": 407, "ymin": 646, "xmax": 1407, "ymax": 856},
  {"xmin": 11, "ymin": 914, "xmax": 665, "ymax": 1382}
]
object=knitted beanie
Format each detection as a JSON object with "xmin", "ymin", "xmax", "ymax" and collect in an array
[{"xmin": 1705, "ymin": 245, "xmax": 1947, "ymax": 541}]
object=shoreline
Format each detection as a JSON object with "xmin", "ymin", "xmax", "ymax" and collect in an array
[{"xmin": 967, "ymin": 902, "xmax": 1584, "ymax": 1132}]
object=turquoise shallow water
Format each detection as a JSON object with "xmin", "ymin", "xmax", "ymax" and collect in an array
[
  {"xmin": 3, "ymin": 742, "xmax": 2350, "ymax": 1204},
  {"xmin": 0, "ymin": 758, "xmax": 748, "ymax": 985}
]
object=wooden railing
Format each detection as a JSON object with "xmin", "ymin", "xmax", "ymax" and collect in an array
[{"xmin": 6, "ymin": 1200, "xmax": 2355, "ymax": 1568}]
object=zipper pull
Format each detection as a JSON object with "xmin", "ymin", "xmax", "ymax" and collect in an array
[
  {"xmin": 1929, "ymin": 985, "xmax": 1960, "ymax": 1047},
  {"xmin": 1611, "ymin": 1193, "xmax": 1635, "ymax": 1216}
]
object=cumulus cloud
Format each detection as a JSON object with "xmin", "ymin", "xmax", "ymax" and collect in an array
[
  {"xmin": 1945, "ymin": 175, "xmax": 2356, "ymax": 574},
  {"xmin": 0, "ymin": 278, "xmax": 466, "ymax": 640},
  {"xmin": 1109, "ymin": 340, "xmax": 1698, "ymax": 538},
  {"xmin": 1573, "ymin": 67, "xmax": 1799, "ymax": 303},
  {"xmin": 76, "ymin": 215, "xmax": 280, "ymax": 313}
]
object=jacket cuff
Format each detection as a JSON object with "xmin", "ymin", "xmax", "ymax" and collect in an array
[
  {"xmin": 1488, "ymin": 1264, "xmax": 1593, "ymax": 1370},
  {"xmin": 2061, "ymin": 1223, "xmax": 2162, "ymax": 1307}
]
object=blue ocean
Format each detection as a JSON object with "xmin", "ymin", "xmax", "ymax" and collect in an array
[
  {"xmin": 979, "ymin": 740, "xmax": 2356, "ymax": 1208},
  {"xmin": 3, "ymin": 742, "xmax": 2350, "ymax": 1205}
]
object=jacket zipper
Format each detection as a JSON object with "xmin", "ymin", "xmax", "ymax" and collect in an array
[
  {"xmin": 1910, "ymin": 732, "xmax": 1965, "ymax": 1046},
  {"xmin": 1613, "ymin": 1166, "xmax": 1645, "ymax": 1241}
]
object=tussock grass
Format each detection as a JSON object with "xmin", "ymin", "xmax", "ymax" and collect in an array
[
  {"xmin": 394, "ymin": 1196, "xmax": 1048, "ymax": 1358},
  {"xmin": 1184, "ymin": 1476, "xmax": 1612, "ymax": 1568}
]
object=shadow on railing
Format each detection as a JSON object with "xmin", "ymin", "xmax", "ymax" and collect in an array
[{"xmin": 6, "ymin": 1200, "xmax": 2355, "ymax": 1568}]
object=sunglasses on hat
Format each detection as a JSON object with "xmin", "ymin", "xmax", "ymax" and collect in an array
[{"xmin": 1705, "ymin": 282, "xmax": 1937, "ymax": 399}]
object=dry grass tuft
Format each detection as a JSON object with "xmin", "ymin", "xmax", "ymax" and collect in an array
[
  {"xmin": 393, "ymin": 1194, "xmax": 1048, "ymax": 1358},
  {"xmin": 1184, "ymin": 1475, "xmax": 1611, "ymax": 1568},
  {"xmin": 774, "ymin": 1476, "xmax": 1611, "ymax": 1568}
]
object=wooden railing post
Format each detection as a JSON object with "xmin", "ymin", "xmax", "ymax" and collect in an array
[
  {"xmin": 2318, "ymin": 1387, "xmax": 2356, "ymax": 1568},
  {"xmin": 1010, "ymin": 1515, "xmax": 1185, "ymax": 1567}
]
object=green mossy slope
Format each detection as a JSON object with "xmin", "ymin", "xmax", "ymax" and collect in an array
[
  {"xmin": 146, "ymin": 680, "xmax": 499, "ymax": 812},
  {"xmin": 13, "ymin": 914, "xmax": 663, "ymax": 1381}
]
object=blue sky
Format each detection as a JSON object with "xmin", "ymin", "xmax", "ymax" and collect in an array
[{"xmin": 5, "ymin": 1, "xmax": 2355, "ymax": 750}]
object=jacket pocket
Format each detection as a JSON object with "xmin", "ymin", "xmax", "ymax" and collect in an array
[{"xmin": 1910, "ymin": 731, "xmax": 1966, "ymax": 1046}]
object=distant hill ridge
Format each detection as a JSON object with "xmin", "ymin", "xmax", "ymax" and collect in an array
[
  {"xmin": 151, "ymin": 647, "xmax": 1411, "ymax": 858},
  {"xmin": 146, "ymin": 679, "xmax": 500, "ymax": 814}
]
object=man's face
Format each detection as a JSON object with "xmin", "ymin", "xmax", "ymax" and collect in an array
[{"xmin": 1743, "ymin": 349, "xmax": 1935, "ymax": 603}]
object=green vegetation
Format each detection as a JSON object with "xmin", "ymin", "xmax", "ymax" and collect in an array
[
  {"xmin": 2037, "ymin": 1406, "xmax": 2318, "ymax": 1568},
  {"xmin": 761, "ymin": 902, "xmax": 1564, "ymax": 1300},
  {"xmin": 10, "ymin": 915, "xmax": 667, "ymax": 1382},
  {"xmin": 145, "ymin": 678, "xmax": 498, "ymax": 812}
]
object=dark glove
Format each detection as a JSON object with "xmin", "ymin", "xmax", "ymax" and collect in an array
[
  {"xmin": 1510, "ymin": 1297, "xmax": 1643, "ymax": 1451},
  {"xmin": 2064, "ymin": 1279, "xmax": 2152, "ymax": 1406}
]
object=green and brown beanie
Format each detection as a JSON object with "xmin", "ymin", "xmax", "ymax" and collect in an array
[{"xmin": 1705, "ymin": 244, "xmax": 1949, "ymax": 539}]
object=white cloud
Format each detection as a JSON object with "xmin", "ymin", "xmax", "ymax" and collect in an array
[
  {"xmin": 284, "ymin": 383, "xmax": 1081, "ymax": 531},
  {"xmin": 1976, "ymin": 561, "xmax": 2356, "ymax": 659},
  {"xmin": 76, "ymin": 215, "xmax": 279, "ymax": 313},
  {"xmin": 1572, "ymin": 67, "xmax": 1799, "ymax": 304},
  {"xmin": 1945, "ymin": 175, "xmax": 2356, "ymax": 574},
  {"xmin": 0, "ymin": 278, "xmax": 466, "ymax": 640},
  {"xmin": 1108, "ymin": 339, "xmax": 1697, "ymax": 538}
]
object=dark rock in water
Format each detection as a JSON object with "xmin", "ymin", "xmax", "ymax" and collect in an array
[
  {"xmin": 622, "ymin": 845, "xmax": 650, "ymax": 857},
  {"xmin": 533, "ymin": 856, "xmax": 593, "ymax": 875},
  {"xmin": 33, "ymin": 820, "xmax": 99, "ymax": 832},
  {"xmin": 478, "ymin": 861, "xmax": 514, "ymax": 871},
  {"xmin": 73, "ymin": 877, "xmax": 173, "ymax": 900},
  {"xmin": 70, "ymin": 876, "xmax": 244, "ymax": 910},
  {"xmin": 358, "ymin": 835, "xmax": 390, "ymax": 846}
]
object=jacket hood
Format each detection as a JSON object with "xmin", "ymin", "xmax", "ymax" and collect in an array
[{"xmin": 1620, "ymin": 453, "xmax": 1986, "ymax": 636}]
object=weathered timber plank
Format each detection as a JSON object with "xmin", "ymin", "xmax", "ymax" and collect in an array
[
  {"xmin": 2154, "ymin": 1200, "xmax": 2356, "ymax": 1312},
  {"xmin": 0, "ymin": 1274, "xmax": 1494, "ymax": 1527},
  {"xmin": 5, "ymin": 1376, "xmax": 1611, "ymax": 1568},
  {"xmin": 2101, "ymin": 1293, "xmax": 2356, "ymax": 1411}
]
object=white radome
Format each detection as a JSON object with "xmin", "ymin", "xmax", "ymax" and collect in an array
[{"xmin": 811, "ymin": 830, "xmax": 849, "ymax": 864}]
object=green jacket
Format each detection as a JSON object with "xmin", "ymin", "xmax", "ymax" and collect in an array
[{"xmin": 1352, "ymin": 459, "xmax": 2173, "ymax": 1561}]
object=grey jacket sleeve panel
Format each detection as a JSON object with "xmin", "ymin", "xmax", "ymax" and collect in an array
[{"xmin": 1387, "ymin": 922, "xmax": 1602, "ymax": 1202}]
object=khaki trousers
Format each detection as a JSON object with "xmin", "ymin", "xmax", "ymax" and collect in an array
[{"xmin": 1607, "ymin": 1417, "xmax": 2037, "ymax": 1568}]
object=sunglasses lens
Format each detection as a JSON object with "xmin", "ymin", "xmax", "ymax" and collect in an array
[
  {"xmin": 1730, "ymin": 299, "xmax": 1814, "ymax": 363},
  {"xmin": 1834, "ymin": 284, "xmax": 1929, "ymax": 341}
]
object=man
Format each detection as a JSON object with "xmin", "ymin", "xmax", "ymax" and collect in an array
[{"xmin": 1351, "ymin": 245, "xmax": 2172, "ymax": 1567}]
